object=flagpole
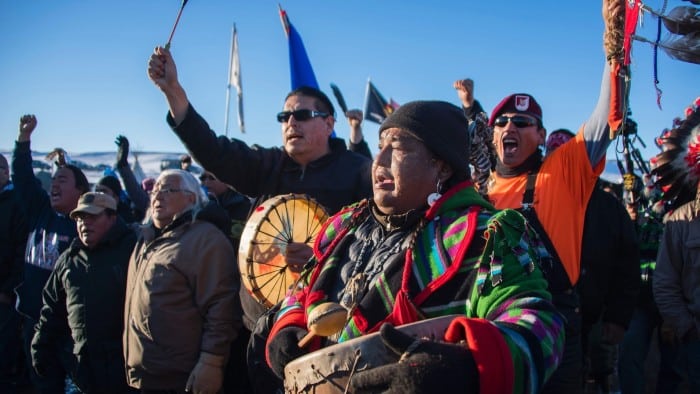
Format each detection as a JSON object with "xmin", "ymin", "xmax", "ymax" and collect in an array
[{"xmin": 224, "ymin": 25, "xmax": 235, "ymax": 137}]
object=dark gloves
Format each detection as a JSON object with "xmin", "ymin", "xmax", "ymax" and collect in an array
[
  {"xmin": 349, "ymin": 323, "xmax": 479, "ymax": 394},
  {"xmin": 115, "ymin": 135, "xmax": 129, "ymax": 167},
  {"xmin": 30, "ymin": 334, "xmax": 49, "ymax": 377},
  {"xmin": 267, "ymin": 326, "xmax": 310, "ymax": 379},
  {"xmin": 186, "ymin": 352, "xmax": 225, "ymax": 394}
]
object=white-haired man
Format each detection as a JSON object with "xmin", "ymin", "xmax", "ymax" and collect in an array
[{"xmin": 123, "ymin": 170, "xmax": 240, "ymax": 394}]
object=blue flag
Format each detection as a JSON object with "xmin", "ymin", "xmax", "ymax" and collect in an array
[{"xmin": 279, "ymin": 6, "xmax": 318, "ymax": 90}]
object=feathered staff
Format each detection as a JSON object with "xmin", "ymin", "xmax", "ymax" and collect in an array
[
  {"xmin": 606, "ymin": 0, "xmax": 633, "ymax": 138},
  {"xmin": 633, "ymin": 4, "xmax": 700, "ymax": 64},
  {"xmin": 649, "ymin": 97, "xmax": 700, "ymax": 213},
  {"xmin": 629, "ymin": 2, "xmax": 700, "ymax": 108}
]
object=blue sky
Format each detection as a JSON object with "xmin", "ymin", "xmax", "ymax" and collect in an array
[{"xmin": 0, "ymin": 1, "xmax": 697, "ymax": 162}]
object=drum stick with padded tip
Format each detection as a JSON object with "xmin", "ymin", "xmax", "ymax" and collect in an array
[{"xmin": 298, "ymin": 302, "xmax": 347, "ymax": 348}]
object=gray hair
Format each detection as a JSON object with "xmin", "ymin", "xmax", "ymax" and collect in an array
[{"xmin": 143, "ymin": 169, "xmax": 209, "ymax": 225}]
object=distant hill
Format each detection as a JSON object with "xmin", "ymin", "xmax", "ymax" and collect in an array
[
  {"xmin": 1, "ymin": 149, "xmax": 632, "ymax": 186},
  {"xmin": 0, "ymin": 150, "xmax": 202, "ymax": 186}
]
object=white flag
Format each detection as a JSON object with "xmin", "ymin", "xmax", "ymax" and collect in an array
[{"xmin": 226, "ymin": 24, "xmax": 245, "ymax": 134}]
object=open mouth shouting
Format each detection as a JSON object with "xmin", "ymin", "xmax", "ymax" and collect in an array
[
  {"xmin": 373, "ymin": 170, "xmax": 394, "ymax": 190},
  {"xmin": 501, "ymin": 135, "xmax": 520, "ymax": 157},
  {"xmin": 50, "ymin": 188, "xmax": 62, "ymax": 204}
]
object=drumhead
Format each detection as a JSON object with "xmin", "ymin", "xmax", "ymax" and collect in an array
[
  {"xmin": 238, "ymin": 194, "xmax": 328, "ymax": 308},
  {"xmin": 284, "ymin": 315, "xmax": 461, "ymax": 393}
]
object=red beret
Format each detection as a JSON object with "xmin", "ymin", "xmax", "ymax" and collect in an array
[{"xmin": 489, "ymin": 93, "xmax": 543, "ymax": 127}]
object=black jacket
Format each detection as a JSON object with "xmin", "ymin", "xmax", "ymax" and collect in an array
[
  {"xmin": 578, "ymin": 186, "xmax": 640, "ymax": 330},
  {"xmin": 32, "ymin": 218, "xmax": 136, "ymax": 393},
  {"xmin": 0, "ymin": 183, "xmax": 28, "ymax": 300},
  {"xmin": 212, "ymin": 188, "xmax": 252, "ymax": 251},
  {"xmin": 168, "ymin": 104, "xmax": 373, "ymax": 215}
]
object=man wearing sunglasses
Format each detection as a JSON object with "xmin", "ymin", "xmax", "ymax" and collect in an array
[
  {"xmin": 148, "ymin": 47, "xmax": 372, "ymax": 393},
  {"xmin": 484, "ymin": 1, "xmax": 627, "ymax": 392},
  {"xmin": 147, "ymin": 47, "xmax": 372, "ymax": 216}
]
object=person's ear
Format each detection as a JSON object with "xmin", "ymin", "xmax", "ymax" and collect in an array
[
  {"xmin": 538, "ymin": 127, "xmax": 547, "ymax": 145},
  {"xmin": 324, "ymin": 115, "xmax": 335, "ymax": 136},
  {"xmin": 436, "ymin": 160, "xmax": 454, "ymax": 183}
]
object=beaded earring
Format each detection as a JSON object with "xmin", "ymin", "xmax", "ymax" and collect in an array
[{"xmin": 427, "ymin": 178, "xmax": 443, "ymax": 206}]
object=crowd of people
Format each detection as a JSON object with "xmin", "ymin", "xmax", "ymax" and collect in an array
[{"xmin": 1, "ymin": 0, "xmax": 698, "ymax": 393}]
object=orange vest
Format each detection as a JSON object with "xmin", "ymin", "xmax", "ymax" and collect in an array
[{"xmin": 489, "ymin": 131, "xmax": 605, "ymax": 285}]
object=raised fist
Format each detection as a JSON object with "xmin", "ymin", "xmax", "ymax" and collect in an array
[
  {"xmin": 19, "ymin": 114, "xmax": 37, "ymax": 137},
  {"xmin": 115, "ymin": 135, "xmax": 130, "ymax": 167}
]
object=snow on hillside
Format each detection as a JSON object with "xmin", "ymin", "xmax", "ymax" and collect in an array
[
  {"xmin": 0, "ymin": 150, "xmax": 202, "ymax": 186},
  {"xmin": 2, "ymin": 149, "xmax": 631, "ymax": 186}
]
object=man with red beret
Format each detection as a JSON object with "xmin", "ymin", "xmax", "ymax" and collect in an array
[{"xmin": 484, "ymin": 1, "xmax": 627, "ymax": 392}]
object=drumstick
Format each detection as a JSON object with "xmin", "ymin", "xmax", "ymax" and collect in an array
[
  {"xmin": 298, "ymin": 302, "xmax": 348, "ymax": 348},
  {"xmin": 164, "ymin": 0, "xmax": 189, "ymax": 50}
]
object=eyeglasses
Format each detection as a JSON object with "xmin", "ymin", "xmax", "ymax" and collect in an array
[
  {"xmin": 493, "ymin": 115, "xmax": 538, "ymax": 128},
  {"xmin": 148, "ymin": 187, "xmax": 191, "ymax": 197},
  {"xmin": 199, "ymin": 175, "xmax": 215, "ymax": 182},
  {"xmin": 276, "ymin": 109, "xmax": 328, "ymax": 123}
]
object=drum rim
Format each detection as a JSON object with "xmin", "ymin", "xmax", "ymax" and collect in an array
[{"xmin": 238, "ymin": 193, "xmax": 329, "ymax": 308}]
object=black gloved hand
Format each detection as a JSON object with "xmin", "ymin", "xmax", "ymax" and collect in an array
[
  {"xmin": 30, "ymin": 335, "xmax": 49, "ymax": 378},
  {"xmin": 266, "ymin": 326, "xmax": 310, "ymax": 379},
  {"xmin": 115, "ymin": 135, "xmax": 129, "ymax": 167},
  {"xmin": 349, "ymin": 323, "xmax": 479, "ymax": 394}
]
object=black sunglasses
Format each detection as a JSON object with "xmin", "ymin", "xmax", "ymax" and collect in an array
[
  {"xmin": 276, "ymin": 109, "xmax": 328, "ymax": 123},
  {"xmin": 493, "ymin": 115, "xmax": 538, "ymax": 128},
  {"xmin": 199, "ymin": 175, "xmax": 215, "ymax": 182}
]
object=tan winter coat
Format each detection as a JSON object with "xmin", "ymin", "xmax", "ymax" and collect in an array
[{"xmin": 123, "ymin": 214, "xmax": 238, "ymax": 390}]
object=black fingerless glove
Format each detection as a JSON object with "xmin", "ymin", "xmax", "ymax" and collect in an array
[
  {"xmin": 266, "ymin": 326, "xmax": 310, "ymax": 379},
  {"xmin": 115, "ymin": 135, "xmax": 129, "ymax": 167},
  {"xmin": 350, "ymin": 323, "xmax": 479, "ymax": 394}
]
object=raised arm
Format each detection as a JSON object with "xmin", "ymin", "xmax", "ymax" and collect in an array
[
  {"xmin": 583, "ymin": 0, "xmax": 627, "ymax": 165},
  {"xmin": 114, "ymin": 135, "xmax": 149, "ymax": 215},
  {"xmin": 148, "ymin": 46, "xmax": 190, "ymax": 125},
  {"xmin": 12, "ymin": 115, "xmax": 49, "ymax": 210},
  {"xmin": 345, "ymin": 109, "xmax": 372, "ymax": 159}
]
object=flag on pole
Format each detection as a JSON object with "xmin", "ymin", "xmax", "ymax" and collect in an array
[
  {"xmin": 279, "ymin": 5, "xmax": 337, "ymax": 137},
  {"xmin": 364, "ymin": 80, "xmax": 399, "ymax": 124},
  {"xmin": 225, "ymin": 24, "xmax": 245, "ymax": 135},
  {"xmin": 278, "ymin": 5, "xmax": 319, "ymax": 90}
]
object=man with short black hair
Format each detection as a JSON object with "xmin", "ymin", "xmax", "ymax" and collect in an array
[
  {"xmin": 12, "ymin": 114, "xmax": 89, "ymax": 393},
  {"xmin": 31, "ymin": 192, "xmax": 136, "ymax": 394},
  {"xmin": 148, "ymin": 48, "xmax": 373, "ymax": 392}
]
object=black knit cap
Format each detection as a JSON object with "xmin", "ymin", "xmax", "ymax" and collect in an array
[
  {"xmin": 379, "ymin": 100, "xmax": 470, "ymax": 179},
  {"xmin": 97, "ymin": 175, "xmax": 122, "ymax": 196}
]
